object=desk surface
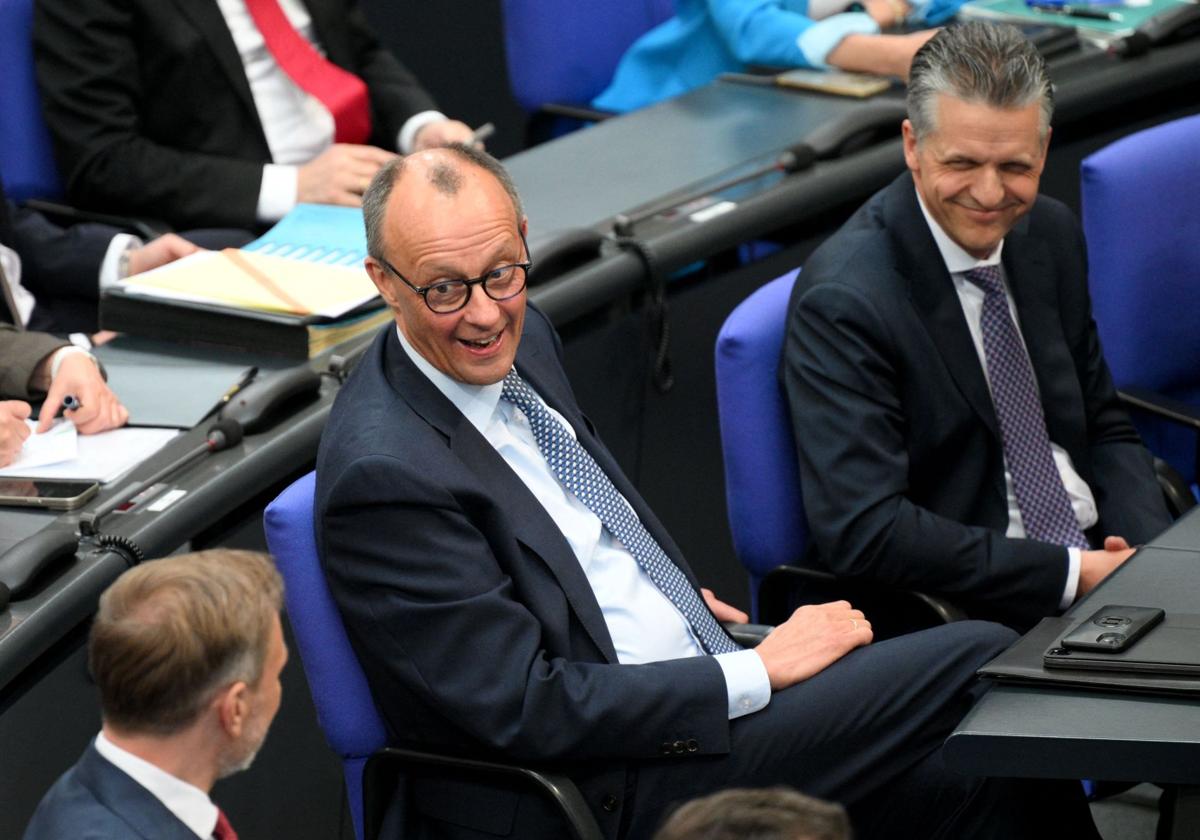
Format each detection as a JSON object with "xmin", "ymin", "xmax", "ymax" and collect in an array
[{"xmin": 946, "ymin": 510, "xmax": 1200, "ymax": 785}]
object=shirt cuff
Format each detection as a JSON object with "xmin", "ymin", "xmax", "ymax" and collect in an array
[
  {"xmin": 398, "ymin": 110, "xmax": 448, "ymax": 154},
  {"xmin": 258, "ymin": 164, "xmax": 300, "ymax": 223},
  {"xmin": 1060, "ymin": 547, "xmax": 1082, "ymax": 609},
  {"xmin": 715, "ymin": 649, "xmax": 772, "ymax": 720},
  {"xmin": 99, "ymin": 233, "xmax": 144, "ymax": 288},
  {"xmin": 796, "ymin": 12, "xmax": 881, "ymax": 69}
]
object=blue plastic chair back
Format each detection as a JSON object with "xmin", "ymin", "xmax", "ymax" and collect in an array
[
  {"xmin": 1082, "ymin": 113, "xmax": 1200, "ymax": 486},
  {"xmin": 714, "ymin": 270, "xmax": 805, "ymax": 618},
  {"xmin": 500, "ymin": 0, "xmax": 673, "ymax": 113},
  {"xmin": 0, "ymin": 0, "xmax": 64, "ymax": 201},
  {"xmin": 263, "ymin": 472, "xmax": 387, "ymax": 840}
]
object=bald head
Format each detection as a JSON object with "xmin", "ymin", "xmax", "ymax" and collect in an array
[{"xmin": 363, "ymin": 145, "xmax": 523, "ymax": 262}]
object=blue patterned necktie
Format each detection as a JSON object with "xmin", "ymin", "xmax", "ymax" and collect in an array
[
  {"xmin": 501, "ymin": 370, "xmax": 740, "ymax": 654},
  {"xmin": 966, "ymin": 266, "xmax": 1089, "ymax": 548}
]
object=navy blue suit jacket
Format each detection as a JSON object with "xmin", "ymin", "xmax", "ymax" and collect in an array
[
  {"xmin": 23, "ymin": 743, "xmax": 198, "ymax": 840},
  {"xmin": 316, "ymin": 309, "xmax": 730, "ymax": 837},
  {"xmin": 783, "ymin": 172, "xmax": 1171, "ymax": 631},
  {"xmin": 1, "ymin": 177, "xmax": 114, "ymax": 333}
]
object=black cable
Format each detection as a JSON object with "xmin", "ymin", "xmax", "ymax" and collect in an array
[{"xmin": 613, "ymin": 234, "xmax": 674, "ymax": 395}]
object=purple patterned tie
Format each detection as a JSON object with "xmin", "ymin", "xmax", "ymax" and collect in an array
[
  {"xmin": 501, "ymin": 371, "xmax": 740, "ymax": 654},
  {"xmin": 966, "ymin": 266, "xmax": 1089, "ymax": 548}
]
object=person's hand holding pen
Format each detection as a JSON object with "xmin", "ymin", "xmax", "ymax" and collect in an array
[{"xmin": 34, "ymin": 349, "xmax": 128, "ymax": 435}]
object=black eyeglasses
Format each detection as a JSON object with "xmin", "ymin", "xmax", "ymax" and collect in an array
[{"xmin": 377, "ymin": 231, "xmax": 532, "ymax": 314}]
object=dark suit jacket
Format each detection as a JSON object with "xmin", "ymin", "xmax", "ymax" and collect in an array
[
  {"xmin": 33, "ymin": 0, "xmax": 438, "ymax": 230},
  {"xmin": 316, "ymin": 310, "xmax": 729, "ymax": 838},
  {"xmin": 783, "ymin": 172, "xmax": 1170, "ymax": 631},
  {"xmin": 2, "ymin": 179, "xmax": 116, "ymax": 334},
  {"xmin": 23, "ymin": 742, "xmax": 199, "ymax": 840}
]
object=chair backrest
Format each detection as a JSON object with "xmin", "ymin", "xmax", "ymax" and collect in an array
[
  {"xmin": 714, "ymin": 270, "xmax": 805, "ymax": 617},
  {"xmin": 1081, "ymin": 113, "xmax": 1200, "ymax": 483},
  {"xmin": 0, "ymin": 0, "xmax": 64, "ymax": 202},
  {"xmin": 500, "ymin": 0, "xmax": 673, "ymax": 113},
  {"xmin": 263, "ymin": 472, "xmax": 386, "ymax": 840}
]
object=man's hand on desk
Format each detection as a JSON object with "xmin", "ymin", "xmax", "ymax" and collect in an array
[
  {"xmin": 297, "ymin": 143, "xmax": 399, "ymax": 208},
  {"xmin": 412, "ymin": 119, "xmax": 478, "ymax": 151},
  {"xmin": 754, "ymin": 601, "xmax": 873, "ymax": 691},
  {"xmin": 0, "ymin": 401, "xmax": 33, "ymax": 467},
  {"xmin": 1077, "ymin": 536, "xmax": 1136, "ymax": 600},
  {"xmin": 125, "ymin": 233, "xmax": 201, "ymax": 278},
  {"xmin": 35, "ymin": 352, "xmax": 128, "ymax": 435}
]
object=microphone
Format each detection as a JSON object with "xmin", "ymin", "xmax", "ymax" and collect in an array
[
  {"xmin": 612, "ymin": 141, "xmax": 817, "ymax": 237},
  {"xmin": 205, "ymin": 418, "xmax": 244, "ymax": 451},
  {"xmin": 0, "ymin": 527, "xmax": 81, "ymax": 611},
  {"xmin": 79, "ymin": 419, "xmax": 246, "ymax": 537}
]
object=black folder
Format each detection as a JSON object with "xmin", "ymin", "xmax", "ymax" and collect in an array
[{"xmin": 979, "ymin": 615, "xmax": 1200, "ymax": 697}]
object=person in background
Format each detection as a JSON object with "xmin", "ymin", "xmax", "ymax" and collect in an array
[
  {"xmin": 23, "ymin": 550, "xmax": 287, "ymax": 840},
  {"xmin": 653, "ymin": 787, "xmax": 851, "ymax": 840},
  {"xmin": 34, "ymin": 0, "xmax": 479, "ymax": 234},
  {"xmin": 594, "ymin": 0, "xmax": 963, "ymax": 113}
]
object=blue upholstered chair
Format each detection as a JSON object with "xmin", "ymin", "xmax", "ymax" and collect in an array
[
  {"xmin": 500, "ymin": 0, "xmax": 673, "ymax": 141},
  {"xmin": 1081, "ymin": 113, "xmax": 1200, "ymax": 507},
  {"xmin": 715, "ymin": 271, "xmax": 964, "ymax": 633},
  {"xmin": 0, "ymin": 0, "xmax": 64, "ymax": 202},
  {"xmin": 263, "ymin": 472, "xmax": 603, "ymax": 840}
]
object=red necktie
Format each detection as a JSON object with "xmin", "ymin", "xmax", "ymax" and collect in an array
[
  {"xmin": 243, "ymin": 0, "xmax": 372, "ymax": 144},
  {"xmin": 213, "ymin": 808, "xmax": 239, "ymax": 840}
]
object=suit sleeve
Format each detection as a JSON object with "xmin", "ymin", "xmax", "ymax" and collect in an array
[
  {"xmin": 9, "ymin": 203, "xmax": 116, "ymax": 307},
  {"xmin": 0, "ymin": 325, "xmax": 67, "ymax": 399},
  {"xmin": 34, "ymin": 0, "xmax": 265, "ymax": 229},
  {"xmin": 783, "ymin": 277, "xmax": 1067, "ymax": 630},
  {"xmin": 320, "ymin": 451, "xmax": 732, "ymax": 764}
]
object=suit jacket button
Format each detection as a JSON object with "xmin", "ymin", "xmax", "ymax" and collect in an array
[
  {"xmin": 660, "ymin": 741, "xmax": 674, "ymax": 755},
  {"xmin": 673, "ymin": 740, "xmax": 686, "ymax": 755},
  {"xmin": 602, "ymin": 794, "xmax": 619, "ymax": 812},
  {"xmin": 686, "ymin": 739, "xmax": 699, "ymax": 752}
]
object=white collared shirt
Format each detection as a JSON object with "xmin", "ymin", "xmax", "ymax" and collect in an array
[
  {"xmin": 396, "ymin": 327, "xmax": 770, "ymax": 719},
  {"xmin": 214, "ymin": 0, "xmax": 445, "ymax": 223},
  {"xmin": 915, "ymin": 190, "xmax": 1096, "ymax": 607},
  {"xmin": 93, "ymin": 731, "xmax": 219, "ymax": 840}
]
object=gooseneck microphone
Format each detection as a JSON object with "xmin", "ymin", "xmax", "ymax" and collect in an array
[
  {"xmin": 612, "ymin": 141, "xmax": 818, "ymax": 237},
  {"xmin": 79, "ymin": 418, "xmax": 244, "ymax": 537}
]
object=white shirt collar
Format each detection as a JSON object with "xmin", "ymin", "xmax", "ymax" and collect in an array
[
  {"xmin": 395, "ymin": 326, "xmax": 506, "ymax": 436},
  {"xmin": 914, "ymin": 186, "xmax": 1004, "ymax": 274},
  {"xmin": 93, "ymin": 731, "xmax": 218, "ymax": 839}
]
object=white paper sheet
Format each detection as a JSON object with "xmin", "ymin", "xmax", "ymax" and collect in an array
[{"xmin": 0, "ymin": 425, "xmax": 180, "ymax": 482}]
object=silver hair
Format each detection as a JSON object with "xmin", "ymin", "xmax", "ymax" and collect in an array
[
  {"xmin": 907, "ymin": 22, "xmax": 1053, "ymax": 141},
  {"xmin": 362, "ymin": 144, "xmax": 525, "ymax": 261}
]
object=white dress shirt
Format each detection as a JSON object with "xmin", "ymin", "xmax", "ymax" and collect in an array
[
  {"xmin": 396, "ymin": 328, "xmax": 771, "ymax": 719},
  {"xmin": 915, "ymin": 190, "xmax": 1096, "ymax": 607},
  {"xmin": 93, "ymin": 731, "xmax": 220, "ymax": 840},
  {"xmin": 214, "ymin": 0, "xmax": 445, "ymax": 223}
]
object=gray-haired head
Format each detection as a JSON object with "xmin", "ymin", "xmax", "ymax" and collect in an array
[
  {"xmin": 362, "ymin": 144, "xmax": 525, "ymax": 261},
  {"xmin": 907, "ymin": 22, "xmax": 1053, "ymax": 142}
]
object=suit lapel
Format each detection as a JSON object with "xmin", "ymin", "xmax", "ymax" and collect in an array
[
  {"xmin": 75, "ymin": 744, "xmax": 201, "ymax": 840},
  {"xmin": 381, "ymin": 330, "xmax": 620, "ymax": 663},
  {"xmin": 171, "ymin": 0, "xmax": 262, "ymax": 125},
  {"xmin": 890, "ymin": 177, "xmax": 1000, "ymax": 441}
]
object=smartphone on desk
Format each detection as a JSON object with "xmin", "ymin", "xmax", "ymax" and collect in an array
[
  {"xmin": 1057, "ymin": 605, "xmax": 1165, "ymax": 653},
  {"xmin": 0, "ymin": 478, "xmax": 100, "ymax": 510}
]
